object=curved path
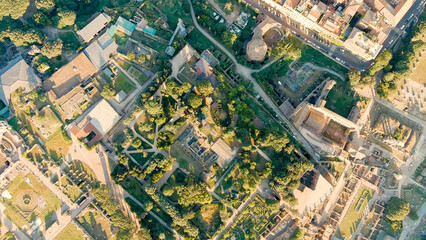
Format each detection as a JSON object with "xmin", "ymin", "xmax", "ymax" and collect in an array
[{"xmin": 188, "ymin": 0, "xmax": 320, "ymax": 161}]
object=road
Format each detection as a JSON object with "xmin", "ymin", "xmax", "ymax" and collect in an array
[
  {"xmin": 188, "ymin": 0, "xmax": 320, "ymax": 161},
  {"xmin": 242, "ymin": 0, "xmax": 425, "ymax": 71},
  {"xmin": 382, "ymin": 0, "xmax": 425, "ymax": 49}
]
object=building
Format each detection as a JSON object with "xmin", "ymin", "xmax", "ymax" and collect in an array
[
  {"xmin": 293, "ymin": 170, "xmax": 333, "ymax": 217},
  {"xmin": 285, "ymin": 0, "xmax": 300, "ymax": 8},
  {"xmin": 307, "ymin": 2, "xmax": 327, "ymax": 22},
  {"xmin": 373, "ymin": 0, "xmax": 415, "ymax": 26},
  {"xmin": 0, "ymin": 56, "xmax": 41, "ymax": 107},
  {"xmin": 195, "ymin": 58, "xmax": 219, "ymax": 88},
  {"xmin": 84, "ymin": 32, "xmax": 118, "ymax": 69},
  {"xmin": 77, "ymin": 13, "xmax": 111, "ymax": 43},
  {"xmin": 344, "ymin": 27, "xmax": 382, "ymax": 60},
  {"xmin": 43, "ymin": 52, "xmax": 98, "ymax": 99},
  {"xmin": 71, "ymin": 99, "xmax": 120, "ymax": 147},
  {"xmin": 170, "ymin": 44, "xmax": 198, "ymax": 77},
  {"xmin": 211, "ymin": 138, "xmax": 236, "ymax": 167},
  {"xmin": 107, "ymin": 16, "xmax": 136, "ymax": 36}
]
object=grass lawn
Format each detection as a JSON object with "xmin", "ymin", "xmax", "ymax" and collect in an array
[
  {"xmin": 55, "ymin": 222, "xmax": 88, "ymax": 240},
  {"xmin": 3, "ymin": 173, "xmax": 61, "ymax": 229},
  {"xmin": 129, "ymin": 152, "xmax": 154, "ymax": 166},
  {"xmin": 337, "ymin": 185, "xmax": 374, "ymax": 240},
  {"xmin": 325, "ymin": 88, "xmax": 356, "ymax": 118},
  {"xmin": 410, "ymin": 57, "xmax": 426, "ymax": 84},
  {"xmin": 115, "ymin": 72, "xmax": 135, "ymax": 94},
  {"xmin": 44, "ymin": 129, "xmax": 72, "ymax": 162},
  {"xmin": 299, "ymin": 45, "xmax": 348, "ymax": 74},
  {"xmin": 58, "ymin": 32, "xmax": 81, "ymax": 51},
  {"xmin": 116, "ymin": 59, "xmax": 131, "ymax": 71},
  {"xmin": 128, "ymin": 66, "xmax": 148, "ymax": 84},
  {"xmin": 170, "ymin": 142, "xmax": 204, "ymax": 176},
  {"xmin": 77, "ymin": 207, "xmax": 115, "ymax": 239},
  {"xmin": 113, "ymin": 30, "xmax": 129, "ymax": 46}
]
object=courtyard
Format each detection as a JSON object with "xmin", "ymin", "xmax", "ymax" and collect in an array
[{"xmin": 2, "ymin": 172, "xmax": 61, "ymax": 232}]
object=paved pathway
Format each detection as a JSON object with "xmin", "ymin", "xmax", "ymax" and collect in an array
[{"xmin": 400, "ymin": 202, "xmax": 426, "ymax": 240}]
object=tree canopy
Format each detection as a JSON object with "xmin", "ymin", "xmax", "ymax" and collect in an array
[
  {"xmin": 56, "ymin": 11, "xmax": 76, "ymax": 28},
  {"xmin": 369, "ymin": 50, "xmax": 392, "ymax": 75},
  {"xmin": 0, "ymin": 0, "xmax": 30, "ymax": 20},
  {"xmin": 187, "ymin": 93, "xmax": 203, "ymax": 109},
  {"xmin": 176, "ymin": 176, "xmax": 213, "ymax": 207},
  {"xmin": 222, "ymin": 31, "xmax": 237, "ymax": 48},
  {"xmin": 35, "ymin": 0, "xmax": 55, "ymax": 10},
  {"xmin": 145, "ymin": 98, "xmax": 163, "ymax": 116},
  {"xmin": 1, "ymin": 29, "xmax": 44, "ymax": 47},
  {"xmin": 41, "ymin": 39, "xmax": 63, "ymax": 59},
  {"xmin": 386, "ymin": 197, "xmax": 410, "ymax": 221},
  {"xmin": 101, "ymin": 84, "xmax": 116, "ymax": 99},
  {"xmin": 196, "ymin": 80, "xmax": 214, "ymax": 96}
]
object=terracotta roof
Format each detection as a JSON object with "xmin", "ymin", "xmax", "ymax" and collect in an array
[{"xmin": 43, "ymin": 52, "xmax": 97, "ymax": 99}]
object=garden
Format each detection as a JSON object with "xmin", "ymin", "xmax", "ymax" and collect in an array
[
  {"xmin": 324, "ymin": 84, "xmax": 356, "ymax": 118},
  {"xmin": 2, "ymin": 173, "xmax": 61, "ymax": 230},
  {"xmin": 223, "ymin": 195, "xmax": 280, "ymax": 240},
  {"xmin": 115, "ymin": 71, "xmax": 136, "ymax": 94},
  {"xmin": 336, "ymin": 185, "xmax": 375, "ymax": 240}
]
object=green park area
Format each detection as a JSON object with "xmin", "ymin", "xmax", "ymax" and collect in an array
[
  {"xmin": 55, "ymin": 222, "xmax": 88, "ymax": 240},
  {"xmin": 115, "ymin": 71, "xmax": 135, "ymax": 94},
  {"xmin": 223, "ymin": 195, "xmax": 280, "ymax": 240},
  {"xmin": 325, "ymin": 86, "xmax": 356, "ymax": 118},
  {"xmin": 337, "ymin": 185, "xmax": 374, "ymax": 240},
  {"xmin": 77, "ymin": 206, "xmax": 117, "ymax": 239},
  {"xmin": 2, "ymin": 173, "xmax": 61, "ymax": 229}
]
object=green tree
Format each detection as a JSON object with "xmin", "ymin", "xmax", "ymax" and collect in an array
[
  {"xmin": 224, "ymin": 3, "xmax": 233, "ymax": 14},
  {"xmin": 196, "ymin": 80, "xmax": 214, "ymax": 96},
  {"xmin": 145, "ymin": 98, "xmax": 163, "ymax": 116},
  {"xmin": 138, "ymin": 54, "xmax": 146, "ymax": 64},
  {"xmin": 369, "ymin": 50, "xmax": 392, "ymax": 75},
  {"xmin": 4, "ymin": 231, "xmax": 14, "ymax": 239},
  {"xmin": 101, "ymin": 84, "xmax": 116, "ymax": 99},
  {"xmin": 1, "ymin": 29, "xmax": 44, "ymax": 46},
  {"xmin": 348, "ymin": 69, "xmax": 362, "ymax": 87},
  {"xmin": 143, "ymin": 201, "xmax": 153, "ymax": 211},
  {"xmin": 222, "ymin": 31, "xmax": 237, "ymax": 47},
  {"xmin": 127, "ymin": 51, "xmax": 135, "ymax": 61},
  {"xmin": 56, "ymin": 11, "xmax": 76, "ymax": 28},
  {"xmin": 162, "ymin": 185, "xmax": 174, "ymax": 196},
  {"xmin": 41, "ymin": 39, "xmax": 63, "ymax": 59},
  {"xmin": 187, "ymin": 94, "xmax": 203, "ymax": 109},
  {"xmin": 35, "ymin": 0, "xmax": 55, "ymax": 10},
  {"xmin": 0, "ymin": 0, "xmax": 30, "ymax": 20},
  {"xmin": 176, "ymin": 177, "xmax": 213, "ymax": 206},
  {"xmin": 259, "ymin": 131, "xmax": 290, "ymax": 152},
  {"xmin": 290, "ymin": 228, "xmax": 304, "ymax": 240},
  {"xmin": 111, "ymin": 164, "xmax": 128, "ymax": 182},
  {"xmin": 118, "ymin": 153, "xmax": 129, "ymax": 165},
  {"xmin": 137, "ymin": 228, "xmax": 152, "ymax": 240},
  {"xmin": 386, "ymin": 197, "xmax": 410, "ymax": 221},
  {"xmin": 138, "ymin": 122, "xmax": 153, "ymax": 133},
  {"xmin": 33, "ymin": 11, "xmax": 52, "ymax": 26}
]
